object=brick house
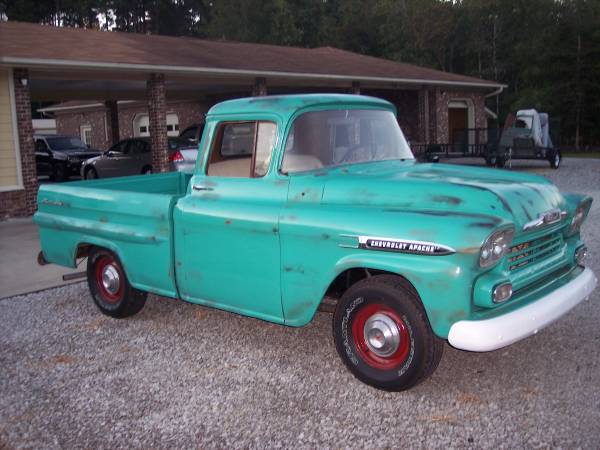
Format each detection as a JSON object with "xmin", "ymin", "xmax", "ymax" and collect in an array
[
  {"xmin": 0, "ymin": 21, "xmax": 504, "ymax": 218},
  {"xmin": 38, "ymin": 100, "xmax": 209, "ymax": 151}
]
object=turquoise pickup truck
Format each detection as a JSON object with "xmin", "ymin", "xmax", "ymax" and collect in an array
[{"xmin": 35, "ymin": 94, "xmax": 597, "ymax": 391}]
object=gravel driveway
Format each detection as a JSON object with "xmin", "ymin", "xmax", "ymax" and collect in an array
[{"xmin": 1, "ymin": 158, "xmax": 599, "ymax": 449}]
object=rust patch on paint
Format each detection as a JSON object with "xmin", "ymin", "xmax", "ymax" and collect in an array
[{"xmin": 432, "ymin": 195, "xmax": 462, "ymax": 205}]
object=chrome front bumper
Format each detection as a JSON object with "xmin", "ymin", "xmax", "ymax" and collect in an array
[{"xmin": 448, "ymin": 267, "xmax": 597, "ymax": 352}]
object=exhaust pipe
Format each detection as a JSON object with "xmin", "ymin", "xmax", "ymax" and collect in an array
[{"xmin": 62, "ymin": 272, "xmax": 87, "ymax": 282}]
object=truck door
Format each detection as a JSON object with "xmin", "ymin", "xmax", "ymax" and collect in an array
[{"xmin": 174, "ymin": 119, "xmax": 288, "ymax": 324}]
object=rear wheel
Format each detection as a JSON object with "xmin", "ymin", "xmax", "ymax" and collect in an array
[
  {"xmin": 333, "ymin": 275, "xmax": 444, "ymax": 391},
  {"xmin": 87, "ymin": 247, "xmax": 147, "ymax": 318}
]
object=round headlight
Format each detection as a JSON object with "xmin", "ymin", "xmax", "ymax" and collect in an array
[{"xmin": 480, "ymin": 227, "xmax": 515, "ymax": 268}]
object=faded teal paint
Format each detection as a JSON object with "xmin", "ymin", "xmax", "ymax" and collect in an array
[{"xmin": 35, "ymin": 94, "xmax": 591, "ymax": 339}]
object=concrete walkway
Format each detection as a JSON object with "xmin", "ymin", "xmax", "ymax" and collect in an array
[{"xmin": 0, "ymin": 218, "xmax": 82, "ymax": 299}]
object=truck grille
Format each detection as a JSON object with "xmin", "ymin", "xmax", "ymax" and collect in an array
[{"xmin": 508, "ymin": 232, "xmax": 563, "ymax": 271}]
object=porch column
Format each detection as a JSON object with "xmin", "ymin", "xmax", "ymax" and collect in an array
[
  {"xmin": 13, "ymin": 68, "xmax": 38, "ymax": 215},
  {"xmin": 351, "ymin": 81, "xmax": 361, "ymax": 95},
  {"xmin": 146, "ymin": 73, "xmax": 169, "ymax": 172},
  {"xmin": 252, "ymin": 77, "xmax": 267, "ymax": 96},
  {"xmin": 104, "ymin": 100, "xmax": 120, "ymax": 145},
  {"xmin": 417, "ymin": 88, "xmax": 430, "ymax": 144}
]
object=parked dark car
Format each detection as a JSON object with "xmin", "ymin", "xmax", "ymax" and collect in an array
[
  {"xmin": 169, "ymin": 122, "xmax": 205, "ymax": 172},
  {"xmin": 81, "ymin": 137, "xmax": 179, "ymax": 179},
  {"xmin": 35, "ymin": 135, "xmax": 101, "ymax": 181}
]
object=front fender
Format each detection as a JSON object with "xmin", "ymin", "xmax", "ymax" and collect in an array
[{"xmin": 284, "ymin": 250, "xmax": 477, "ymax": 338}]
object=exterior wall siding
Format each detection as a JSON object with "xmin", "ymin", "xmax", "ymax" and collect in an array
[{"xmin": 0, "ymin": 68, "xmax": 37, "ymax": 219}]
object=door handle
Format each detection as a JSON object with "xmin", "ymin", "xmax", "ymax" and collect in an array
[{"xmin": 192, "ymin": 185, "xmax": 214, "ymax": 191}]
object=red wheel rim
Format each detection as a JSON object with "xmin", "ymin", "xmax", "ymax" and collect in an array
[
  {"xmin": 351, "ymin": 303, "xmax": 410, "ymax": 370},
  {"xmin": 94, "ymin": 255, "xmax": 124, "ymax": 304}
]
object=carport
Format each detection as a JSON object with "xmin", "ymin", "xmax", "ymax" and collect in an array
[{"xmin": 0, "ymin": 21, "xmax": 504, "ymax": 218}]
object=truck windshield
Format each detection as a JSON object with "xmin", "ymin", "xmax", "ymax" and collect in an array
[{"xmin": 281, "ymin": 109, "xmax": 413, "ymax": 173}]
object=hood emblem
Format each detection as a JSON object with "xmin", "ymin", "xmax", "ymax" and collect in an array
[
  {"xmin": 340, "ymin": 235, "xmax": 455, "ymax": 256},
  {"xmin": 523, "ymin": 209, "xmax": 567, "ymax": 231}
]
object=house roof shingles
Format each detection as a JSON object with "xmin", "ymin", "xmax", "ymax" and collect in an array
[{"xmin": 0, "ymin": 21, "xmax": 502, "ymax": 89}]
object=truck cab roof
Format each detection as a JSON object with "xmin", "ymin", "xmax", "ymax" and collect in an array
[{"xmin": 206, "ymin": 94, "xmax": 396, "ymax": 120}]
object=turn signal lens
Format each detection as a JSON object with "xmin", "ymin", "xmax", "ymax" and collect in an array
[
  {"xmin": 575, "ymin": 246, "xmax": 588, "ymax": 266},
  {"xmin": 480, "ymin": 227, "xmax": 515, "ymax": 268},
  {"xmin": 493, "ymin": 282, "xmax": 513, "ymax": 303}
]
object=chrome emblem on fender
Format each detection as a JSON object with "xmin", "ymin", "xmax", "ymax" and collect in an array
[{"xmin": 339, "ymin": 234, "xmax": 455, "ymax": 256}]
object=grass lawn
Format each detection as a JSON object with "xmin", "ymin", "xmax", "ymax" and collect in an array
[{"xmin": 562, "ymin": 152, "xmax": 600, "ymax": 158}]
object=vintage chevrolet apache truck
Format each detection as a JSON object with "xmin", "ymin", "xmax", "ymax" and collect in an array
[{"xmin": 35, "ymin": 94, "xmax": 597, "ymax": 391}]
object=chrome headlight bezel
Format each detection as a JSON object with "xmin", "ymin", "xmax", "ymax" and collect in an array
[
  {"xmin": 479, "ymin": 226, "xmax": 515, "ymax": 268},
  {"xmin": 569, "ymin": 198, "xmax": 592, "ymax": 235}
]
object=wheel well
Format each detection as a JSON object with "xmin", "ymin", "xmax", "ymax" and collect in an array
[
  {"xmin": 324, "ymin": 268, "xmax": 418, "ymax": 301},
  {"xmin": 74, "ymin": 243, "xmax": 92, "ymax": 263}
]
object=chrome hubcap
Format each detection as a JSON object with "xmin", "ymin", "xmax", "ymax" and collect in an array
[
  {"xmin": 101, "ymin": 264, "xmax": 120, "ymax": 294},
  {"xmin": 363, "ymin": 313, "xmax": 401, "ymax": 357}
]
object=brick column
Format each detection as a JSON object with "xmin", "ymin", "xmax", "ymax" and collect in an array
[
  {"xmin": 417, "ymin": 89, "xmax": 429, "ymax": 143},
  {"xmin": 104, "ymin": 100, "xmax": 120, "ymax": 145},
  {"xmin": 252, "ymin": 77, "xmax": 267, "ymax": 96},
  {"xmin": 146, "ymin": 73, "xmax": 169, "ymax": 172},
  {"xmin": 13, "ymin": 68, "xmax": 38, "ymax": 215}
]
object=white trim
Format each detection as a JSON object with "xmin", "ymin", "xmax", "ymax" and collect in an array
[
  {"xmin": 0, "ymin": 56, "xmax": 506, "ymax": 90},
  {"xmin": 7, "ymin": 69, "xmax": 23, "ymax": 189},
  {"xmin": 485, "ymin": 106, "xmax": 498, "ymax": 120},
  {"xmin": 37, "ymin": 100, "xmax": 136, "ymax": 113},
  {"xmin": 0, "ymin": 185, "xmax": 25, "ymax": 192},
  {"xmin": 448, "ymin": 268, "xmax": 597, "ymax": 352}
]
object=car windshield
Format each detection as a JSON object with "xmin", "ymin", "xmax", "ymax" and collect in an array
[
  {"xmin": 46, "ymin": 137, "xmax": 87, "ymax": 151},
  {"xmin": 281, "ymin": 109, "xmax": 413, "ymax": 173}
]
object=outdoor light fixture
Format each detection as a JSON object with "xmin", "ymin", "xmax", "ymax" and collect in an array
[{"xmin": 19, "ymin": 77, "xmax": 28, "ymax": 87}]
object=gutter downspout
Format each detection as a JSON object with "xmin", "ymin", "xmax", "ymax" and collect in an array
[{"xmin": 485, "ymin": 85, "xmax": 504, "ymax": 117}]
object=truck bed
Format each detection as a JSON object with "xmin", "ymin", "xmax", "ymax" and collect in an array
[{"xmin": 35, "ymin": 172, "xmax": 192, "ymax": 298}]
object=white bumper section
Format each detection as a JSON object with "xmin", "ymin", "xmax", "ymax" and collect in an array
[{"xmin": 448, "ymin": 267, "xmax": 597, "ymax": 352}]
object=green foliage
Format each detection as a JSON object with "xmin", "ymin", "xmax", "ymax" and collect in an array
[{"xmin": 1, "ymin": 0, "xmax": 599, "ymax": 145}]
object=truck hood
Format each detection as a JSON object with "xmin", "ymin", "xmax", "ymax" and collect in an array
[{"xmin": 320, "ymin": 161, "xmax": 565, "ymax": 230}]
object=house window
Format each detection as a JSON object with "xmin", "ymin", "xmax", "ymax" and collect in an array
[
  {"xmin": 80, "ymin": 125, "xmax": 92, "ymax": 146},
  {"xmin": 133, "ymin": 113, "xmax": 179, "ymax": 137},
  {"xmin": 166, "ymin": 113, "xmax": 179, "ymax": 137}
]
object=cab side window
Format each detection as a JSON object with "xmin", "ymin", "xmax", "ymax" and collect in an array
[{"xmin": 206, "ymin": 121, "xmax": 276, "ymax": 178}]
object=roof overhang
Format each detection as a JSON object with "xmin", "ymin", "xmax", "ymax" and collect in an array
[{"xmin": 0, "ymin": 56, "xmax": 507, "ymax": 91}]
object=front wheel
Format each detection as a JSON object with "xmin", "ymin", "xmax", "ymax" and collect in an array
[
  {"xmin": 333, "ymin": 275, "xmax": 444, "ymax": 391},
  {"xmin": 52, "ymin": 163, "xmax": 67, "ymax": 182},
  {"xmin": 84, "ymin": 167, "xmax": 98, "ymax": 180},
  {"xmin": 549, "ymin": 151, "xmax": 561, "ymax": 169},
  {"xmin": 87, "ymin": 247, "xmax": 147, "ymax": 318}
]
